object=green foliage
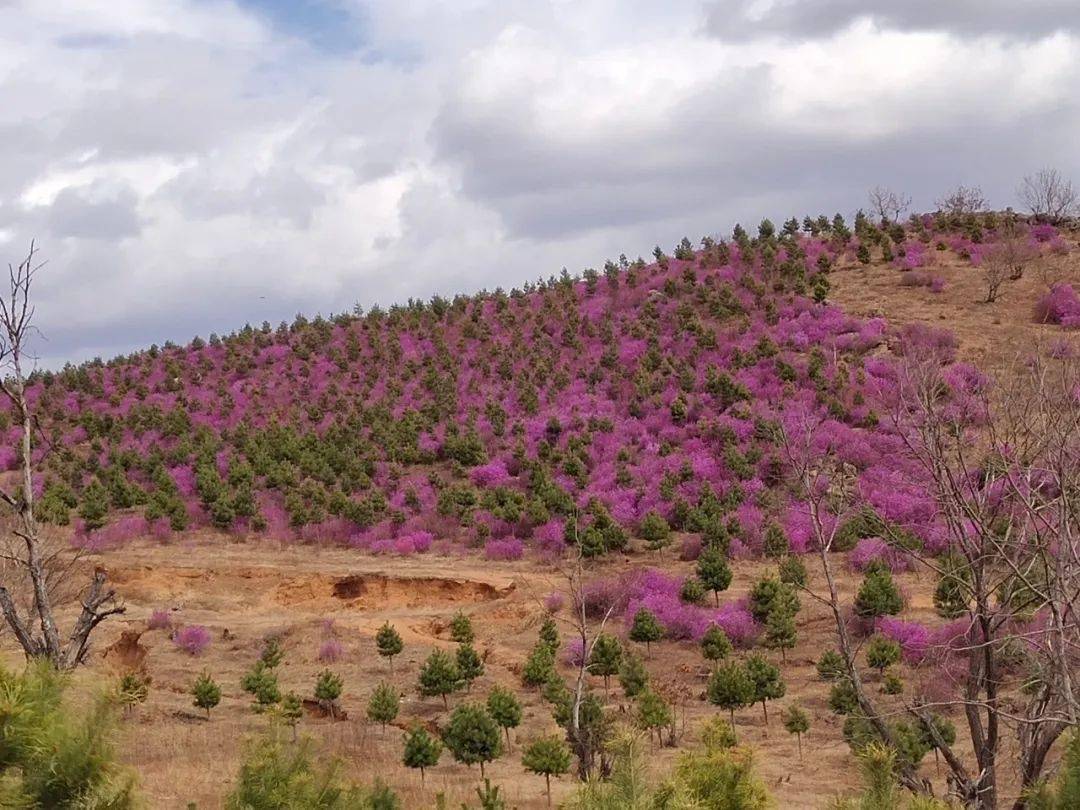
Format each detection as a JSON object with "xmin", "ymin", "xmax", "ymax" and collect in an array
[
  {"xmin": 933, "ymin": 553, "xmax": 970, "ymax": 619},
  {"xmin": 314, "ymin": 670, "xmax": 343, "ymax": 717},
  {"xmin": 762, "ymin": 609, "xmax": 797, "ymax": 661},
  {"xmin": 419, "ymin": 649, "xmax": 461, "ymax": 708},
  {"xmin": 442, "ymin": 703, "xmax": 503, "ymax": 776},
  {"xmin": 78, "ymin": 478, "xmax": 110, "ymax": 531},
  {"xmin": 367, "ymin": 683, "xmax": 399, "ymax": 732},
  {"xmin": 456, "ymin": 644, "xmax": 485, "ymax": 691},
  {"xmin": 882, "ymin": 673, "xmax": 903, "ymax": 695},
  {"xmin": 828, "ymin": 679, "xmax": 860, "ymax": 715},
  {"xmin": 522, "ymin": 735, "xmax": 572, "ymax": 803},
  {"xmin": 679, "ymin": 577, "xmax": 708, "ymax": 606},
  {"xmin": 777, "ymin": 555, "xmax": 807, "ymax": 588},
  {"xmin": 696, "ymin": 547, "xmax": 733, "ymax": 606},
  {"xmin": 486, "ymin": 686, "xmax": 522, "ymax": 748},
  {"xmin": 854, "ymin": 569, "xmax": 903, "ymax": 619},
  {"xmin": 762, "ymin": 523, "xmax": 789, "ymax": 558},
  {"xmin": 192, "ymin": 671, "xmax": 222, "ymax": 717},
  {"xmin": 628, "ymin": 608, "xmax": 663, "ymax": 652},
  {"xmin": 449, "ymin": 612, "xmax": 475, "ymax": 645},
  {"xmin": 0, "ymin": 661, "xmax": 138, "ymax": 809},
  {"xmin": 865, "ymin": 635, "xmax": 901, "ymax": 674},
  {"xmin": 707, "ymin": 661, "xmax": 754, "ymax": 727},
  {"xmin": 538, "ymin": 617, "xmax": 560, "ymax": 653},
  {"xmin": 241, "ymin": 661, "xmax": 281, "ymax": 710},
  {"xmin": 783, "ymin": 705, "xmax": 810, "ymax": 759},
  {"xmin": 618, "ymin": 652, "xmax": 650, "ymax": 699},
  {"xmin": 522, "ymin": 643, "xmax": 556, "ymax": 688},
  {"xmin": 635, "ymin": 690, "xmax": 672, "ymax": 743},
  {"xmin": 1025, "ymin": 729, "xmax": 1080, "ymax": 810},
  {"xmin": 225, "ymin": 733, "xmax": 388, "ymax": 809},
  {"xmin": 700, "ymin": 625, "xmax": 732, "ymax": 668},
  {"xmin": 117, "ymin": 671, "xmax": 149, "ymax": 712},
  {"xmin": 279, "ymin": 692, "xmax": 303, "ymax": 735},
  {"xmin": 817, "ymin": 650, "xmax": 846, "ymax": 680},
  {"xmin": 639, "ymin": 511, "xmax": 671, "ymax": 550},
  {"xmin": 588, "ymin": 634, "xmax": 623, "ymax": 692},
  {"xmin": 670, "ymin": 738, "xmax": 771, "ymax": 810},
  {"xmin": 260, "ymin": 637, "xmax": 285, "ymax": 669},
  {"xmin": 402, "ymin": 725, "xmax": 442, "ymax": 783},
  {"xmin": 745, "ymin": 654, "xmax": 785, "ymax": 725},
  {"xmin": 748, "ymin": 575, "xmax": 798, "ymax": 624},
  {"xmin": 375, "ymin": 623, "xmax": 403, "ymax": 669}
]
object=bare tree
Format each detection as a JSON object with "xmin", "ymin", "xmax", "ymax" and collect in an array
[
  {"xmin": 981, "ymin": 220, "xmax": 1038, "ymax": 302},
  {"xmin": 0, "ymin": 243, "xmax": 124, "ymax": 669},
  {"xmin": 781, "ymin": 337, "xmax": 1080, "ymax": 809},
  {"xmin": 868, "ymin": 186, "xmax": 912, "ymax": 224},
  {"xmin": 937, "ymin": 185, "xmax": 987, "ymax": 218},
  {"xmin": 1019, "ymin": 168, "xmax": 1077, "ymax": 223}
]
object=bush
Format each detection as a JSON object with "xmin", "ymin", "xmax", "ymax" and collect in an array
[{"xmin": 173, "ymin": 625, "xmax": 212, "ymax": 655}]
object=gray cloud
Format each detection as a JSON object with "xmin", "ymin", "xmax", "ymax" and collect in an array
[
  {"xmin": 43, "ymin": 184, "xmax": 143, "ymax": 240},
  {"xmin": 705, "ymin": 0, "xmax": 1080, "ymax": 41}
]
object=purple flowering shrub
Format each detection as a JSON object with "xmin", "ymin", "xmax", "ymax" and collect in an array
[
  {"xmin": 173, "ymin": 625, "xmax": 212, "ymax": 656},
  {"xmin": 1034, "ymin": 284, "xmax": 1080, "ymax": 327},
  {"xmin": 147, "ymin": 608, "xmax": 172, "ymax": 630}
]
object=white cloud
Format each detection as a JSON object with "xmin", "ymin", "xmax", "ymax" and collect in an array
[{"xmin": 0, "ymin": 0, "xmax": 1076, "ymax": 367}]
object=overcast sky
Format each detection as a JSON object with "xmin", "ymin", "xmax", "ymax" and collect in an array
[{"xmin": 2, "ymin": 0, "xmax": 1078, "ymax": 367}]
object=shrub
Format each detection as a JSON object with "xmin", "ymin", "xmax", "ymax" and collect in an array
[
  {"xmin": 174, "ymin": 625, "xmax": 212, "ymax": 656},
  {"xmin": 1034, "ymin": 283, "xmax": 1080, "ymax": 326},
  {"xmin": 317, "ymin": 639, "xmax": 345, "ymax": 663},
  {"xmin": 147, "ymin": 608, "xmax": 172, "ymax": 630}
]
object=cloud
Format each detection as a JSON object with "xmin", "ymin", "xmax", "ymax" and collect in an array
[
  {"xmin": 704, "ymin": 0, "xmax": 1080, "ymax": 41},
  {"xmin": 0, "ymin": 0, "xmax": 1076, "ymax": 368}
]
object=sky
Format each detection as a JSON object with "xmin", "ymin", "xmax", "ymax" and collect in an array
[{"xmin": 1, "ymin": 0, "xmax": 1078, "ymax": 368}]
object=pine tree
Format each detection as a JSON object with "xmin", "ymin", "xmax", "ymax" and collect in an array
[
  {"xmin": 192, "ymin": 671, "xmax": 221, "ymax": 718},
  {"xmin": 865, "ymin": 635, "xmax": 901, "ymax": 675},
  {"xmin": 367, "ymin": 683, "xmax": 399, "ymax": 734},
  {"xmin": 696, "ymin": 547, "xmax": 733, "ymax": 606},
  {"xmin": 618, "ymin": 651, "xmax": 649, "ymax": 698},
  {"xmin": 314, "ymin": 669, "xmax": 343, "ymax": 719},
  {"xmin": 635, "ymin": 689, "xmax": 673, "ymax": 745},
  {"xmin": 628, "ymin": 607, "xmax": 663, "ymax": 655},
  {"xmin": 456, "ymin": 644, "xmax": 485, "ymax": 692},
  {"xmin": 78, "ymin": 478, "xmax": 110, "ymax": 531},
  {"xmin": 402, "ymin": 725, "xmax": 443, "ymax": 786},
  {"xmin": 783, "ymin": 705, "xmax": 810, "ymax": 760},
  {"xmin": 707, "ymin": 661, "xmax": 754, "ymax": 730},
  {"xmin": 443, "ymin": 703, "xmax": 503, "ymax": 779},
  {"xmin": 449, "ymin": 611, "xmax": 475, "ymax": 644},
  {"xmin": 521, "ymin": 736, "xmax": 571, "ymax": 807},
  {"xmin": 486, "ymin": 686, "xmax": 522, "ymax": 750},
  {"xmin": 778, "ymin": 555, "xmax": 807, "ymax": 588},
  {"xmin": 260, "ymin": 637, "xmax": 285, "ymax": 669},
  {"xmin": 700, "ymin": 625, "xmax": 732, "ymax": 670},
  {"xmin": 588, "ymin": 634, "xmax": 623, "ymax": 696},
  {"xmin": 419, "ymin": 649, "xmax": 460, "ymax": 708},
  {"xmin": 117, "ymin": 671, "xmax": 149, "ymax": 715},
  {"xmin": 817, "ymin": 649, "xmax": 846, "ymax": 680},
  {"xmin": 746, "ymin": 654, "xmax": 785, "ymax": 726},
  {"xmin": 376, "ymin": 622, "xmax": 404, "ymax": 672},
  {"xmin": 763, "ymin": 609, "xmax": 797, "ymax": 662},
  {"xmin": 522, "ymin": 643, "xmax": 555, "ymax": 688},
  {"xmin": 241, "ymin": 661, "xmax": 280, "ymax": 710},
  {"xmin": 933, "ymin": 553, "xmax": 969, "ymax": 619},
  {"xmin": 538, "ymin": 616, "xmax": 560, "ymax": 653},
  {"xmin": 854, "ymin": 567, "xmax": 903, "ymax": 619},
  {"xmin": 279, "ymin": 692, "xmax": 303, "ymax": 740},
  {"xmin": 748, "ymin": 575, "xmax": 799, "ymax": 624}
]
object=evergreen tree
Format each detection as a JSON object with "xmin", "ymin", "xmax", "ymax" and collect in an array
[
  {"xmin": 402, "ymin": 725, "xmax": 443, "ymax": 786},
  {"xmin": 588, "ymin": 633, "xmax": 623, "ymax": 696},
  {"xmin": 260, "ymin": 637, "xmax": 285, "ymax": 669},
  {"xmin": 618, "ymin": 651, "xmax": 650, "ymax": 698},
  {"xmin": 865, "ymin": 635, "xmax": 901, "ymax": 676},
  {"xmin": 628, "ymin": 607, "xmax": 664, "ymax": 654},
  {"xmin": 783, "ymin": 705, "xmax": 810, "ymax": 760},
  {"xmin": 241, "ymin": 661, "xmax": 281, "ymax": 710},
  {"xmin": 449, "ymin": 611, "xmax": 475, "ymax": 644},
  {"xmin": 279, "ymin": 692, "xmax": 303, "ymax": 740},
  {"xmin": 933, "ymin": 554, "xmax": 969, "ymax": 619},
  {"xmin": 192, "ymin": 671, "xmax": 222, "ymax": 718},
  {"xmin": 522, "ymin": 643, "xmax": 556, "ymax": 688},
  {"xmin": 778, "ymin": 555, "xmax": 807, "ymax": 588},
  {"xmin": 854, "ymin": 567, "xmax": 903, "ymax": 619},
  {"xmin": 456, "ymin": 643, "xmax": 485, "ymax": 692},
  {"xmin": 707, "ymin": 661, "xmax": 754, "ymax": 730},
  {"xmin": 746, "ymin": 654, "xmax": 785, "ymax": 725},
  {"xmin": 443, "ymin": 703, "xmax": 503, "ymax": 779},
  {"xmin": 763, "ymin": 609, "xmax": 797, "ymax": 662},
  {"xmin": 817, "ymin": 649, "xmax": 846, "ymax": 680},
  {"xmin": 78, "ymin": 478, "xmax": 110, "ymax": 531},
  {"xmin": 367, "ymin": 683, "xmax": 400, "ymax": 734},
  {"xmin": 376, "ymin": 622, "xmax": 404, "ymax": 672},
  {"xmin": 419, "ymin": 649, "xmax": 460, "ymax": 708},
  {"xmin": 635, "ymin": 689, "xmax": 673, "ymax": 745},
  {"xmin": 314, "ymin": 670, "xmax": 343, "ymax": 719},
  {"xmin": 538, "ymin": 616, "xmax": 560, "ymax": 653},
  {"xmin": 521, "ymin": 736, "xmax": 571, "ymax": 807},
  {"xmin": 700, "ymin": 625, "xmax": 732, "ymax": 670},
  {"xmin": 696, "ymin": 547, "xmax": 733, "ymax": 606},
  {"xmin": 748, "ymin": 575, "xmax": 799, "ymax": 624},
  {"xmin": 486, "ymin": 686, "xmax": 522, "ymax": 750}
]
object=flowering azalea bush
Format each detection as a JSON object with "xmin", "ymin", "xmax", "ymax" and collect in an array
[{"xmin": 173, "ymin": 625, "xmax": 212, "ymax": 656}]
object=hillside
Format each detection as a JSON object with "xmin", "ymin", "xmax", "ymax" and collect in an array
[{"xmin": 3, "ymin": 209, "xmax": 1079, "ymax": 809}]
